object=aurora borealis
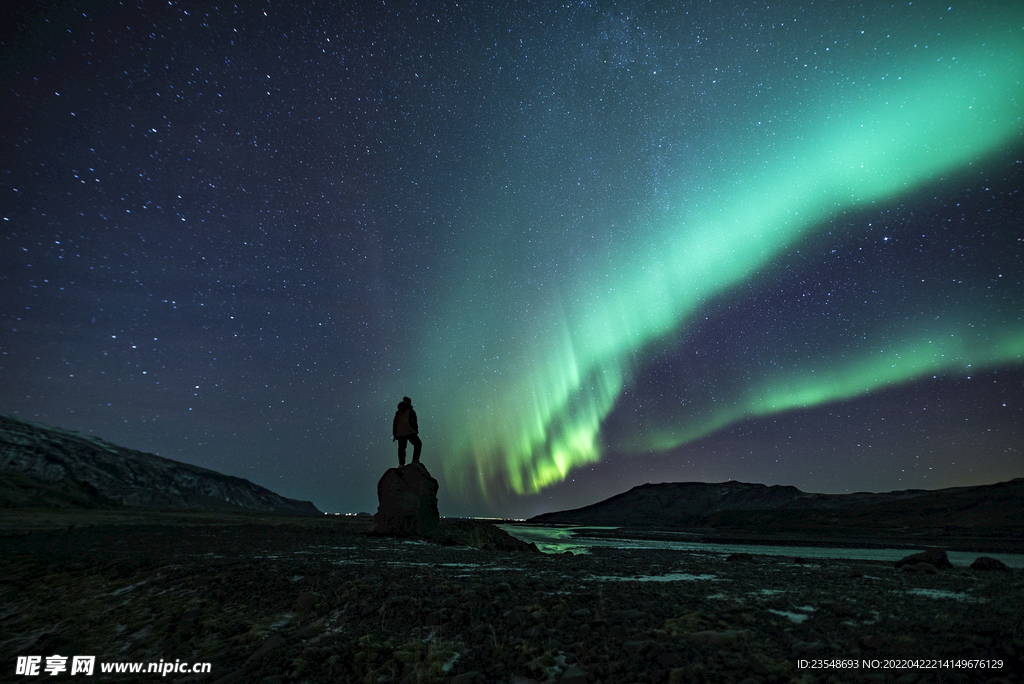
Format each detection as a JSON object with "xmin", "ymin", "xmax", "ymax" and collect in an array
[{"xmin": 2, "ymin": 1, "xmax": 1022, "ymax": 517}]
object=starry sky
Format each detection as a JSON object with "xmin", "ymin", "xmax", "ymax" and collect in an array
[{"xmin": 2, "ymin": 0, "xmax": 1022, "ymax": 518}]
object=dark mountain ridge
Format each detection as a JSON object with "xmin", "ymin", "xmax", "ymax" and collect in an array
[
  {"xmin": 529, "ymin": 478, "xmax": 1024, "ymax": 546},
  {"xmin": 0, "ymin": 415, "xmax": 320, "ymax": 514}
]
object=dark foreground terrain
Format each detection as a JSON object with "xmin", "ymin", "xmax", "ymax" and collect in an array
[{"xmin": 2, "ymin": 510, "xmax": 1021, "ymax": 684}]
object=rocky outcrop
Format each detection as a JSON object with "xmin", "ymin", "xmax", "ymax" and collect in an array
[
  {"xmin": 368, "ymin": 463, "xmax": 537, "ymax": 548},
  {"xmin": 0, "ymin": 415, "xmax": 320, "ymax": 514},
  {"xmin": 970, "ymin": 556, "xmax": 1011, "ymax": 572},
  {"xmin": 370, "ymin": 462, "xmax": 439, "ymax": 536},
  {"xmin": 431, "ymin": 519, "xmax": 539, "ymax": 552},
  {"xmin": 894, "ymin": 550, "xmax": 953, "ymax": 570}
]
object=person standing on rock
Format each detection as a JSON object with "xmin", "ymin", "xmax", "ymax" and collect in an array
[{"xmin": 392, "ymin": 396, "xmax": 422, "ymax": 466}]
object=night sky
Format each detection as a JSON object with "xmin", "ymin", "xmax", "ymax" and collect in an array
[{"xmin": 2, "ymin": 1, "xmax": 1022, "ymax": 518}]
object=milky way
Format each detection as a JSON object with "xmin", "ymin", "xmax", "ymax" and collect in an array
[{"xmin": 2, "ymin": 1, "xmax": 1022, "ymax": 517}]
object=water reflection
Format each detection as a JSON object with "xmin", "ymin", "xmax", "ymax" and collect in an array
[
  {"xmin": 498, "ymin": 524, "xmax": 1024, "ymax": 568},
  {"xmin": 495, "ymin": 523, "xmax": 602, "ymax": 555}
]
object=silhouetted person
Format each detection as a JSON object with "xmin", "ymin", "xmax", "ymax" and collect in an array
[{"xmin": 392, "ymin": 396, "xmax": 421, "ymax": 466}]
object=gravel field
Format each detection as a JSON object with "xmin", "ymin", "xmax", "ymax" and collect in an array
[{"xmin": 2, "ymin": 513, "xmax": 1021, "ymax": 683}]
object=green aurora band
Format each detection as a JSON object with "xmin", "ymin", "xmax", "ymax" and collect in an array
[{"xmin": 413, "ymin": 13, "xmax": 1024, "ymax": 503}]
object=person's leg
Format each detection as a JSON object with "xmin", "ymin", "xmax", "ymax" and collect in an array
[
  {"xmin": 410, "ymin": 434, "xmax": 422, "ymax": 462},
  {"xmin": 397, "ymin": 437, "xmax": 408, "ymax": 466}
]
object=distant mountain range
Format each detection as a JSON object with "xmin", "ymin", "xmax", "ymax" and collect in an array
[
  {"xmin": 529, "ymin": 478, "xmax": 1024, "ymax": 545},
  {"xmin": 0, "ymin": 415, "xmax": 320, "ymax": 514}
]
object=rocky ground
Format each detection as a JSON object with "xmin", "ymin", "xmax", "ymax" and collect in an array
[{"xmin": 1, "ymin": 511, "xmax": 1022, "ymax": 684}]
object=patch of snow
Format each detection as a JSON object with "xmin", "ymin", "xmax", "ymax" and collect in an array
[
  {"xmin": 769, "ymin": 607, "xmax": 814, "ymax": 624},
  {"xmin": 902, "ymin": 589, "xmax": 985, "ymax": 602},
  {"xmin": 585, "ymin": 573, "xmax": 720, "ymax": 582},
  {"xmin": 442, "ymin": 651, "xmax": 460, "ymax": 672},
  {"xmin": 110, "ymin": 580, "xmax": 148, "ymax": 596},
  {"xmin": 546, "ymin": 651, "xmax": 569, "ymax": 680},
  {"xmin": 269, "ymin": 612, "xmax": 294, "ymax": 630}
]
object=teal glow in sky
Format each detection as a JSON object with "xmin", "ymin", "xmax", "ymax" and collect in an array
[
  {"xmin": 3, "ymin": 0, "xmax": 1022, "ymax": 517},
  {"xmin": 401, "ymin": 2, "xmax": 1024, "ymax": 507}
]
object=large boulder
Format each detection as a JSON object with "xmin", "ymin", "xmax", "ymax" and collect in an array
[{"xmin": 370, "ymin": 462, "xmax": 440, "ymax": 536}]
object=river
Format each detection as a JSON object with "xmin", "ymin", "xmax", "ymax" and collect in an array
[{"xmin": 498, "ymin": 523, "xmax": 1024, "ymax": 568}]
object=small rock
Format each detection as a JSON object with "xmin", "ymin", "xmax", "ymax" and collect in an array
[
  {"xmin": 292, "ymin": 591, "xmax": 317, "ymax": 616},
  {"xmin": 644, "ymin": 643, "xmax": 667, "ymax": 662},
  {"xmin": 791, "ymin": 640, "xmax": 825, "ymax": 656},
  {"xmin": 830, "ymin": 603, "xmax": 856, "ymax": 618},
  {"xmin": 246, "ymin": 635, "xmax": 286, "ymax": 664},
  {"xmin": 726, "ymin": 552, "xmax": 755, "ymax": 562},
  {"xmin": 901, "ymin": 562, "xmax": 937, "ymax": 574},
  {"xmin": 749, "ymin": 656, "xmax": 770, "ymax": 675},
  {"xmin": 610, "ymin": 609, "xmax": 646, "ymax": 622},
  {"xmin": 894, "ymin": 550, "xmax": 951, "ymax": 570},
  {"xmin": 293, "ymin": 619, "xmax": 325, "ymax": 639},
  {"xmin": 970, "ymin": 556, "xmax": 1011, "ymax": 572},
  {"xmin": 686, "ymin": 629, "xmax": 745, "ymax": 646},
  {"xmin": 861, "ymin": 634, "xmax": 886, "ymax": 649},
  {"xmin": 723, "ymin": 654, "xmax": 745, "ymax": 670},
  {"xmin": 175, "ymin": 605, "xmax": 202, "ymax": 638},
  {"xmin": 622, "ymin": 640, "xmax": 650, "ymax": 658},
  {"xmin": 655, "ymin": 651, "xmax": 685, "ymax": 668},
  {"xmin": 560, "ymin": 664, "xmax": 589, "ymax": 684}
]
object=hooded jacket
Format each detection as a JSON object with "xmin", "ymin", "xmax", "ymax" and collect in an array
[{"xmin": 392, "ymin": 401, "xmax": 418, "ymax": 438}]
